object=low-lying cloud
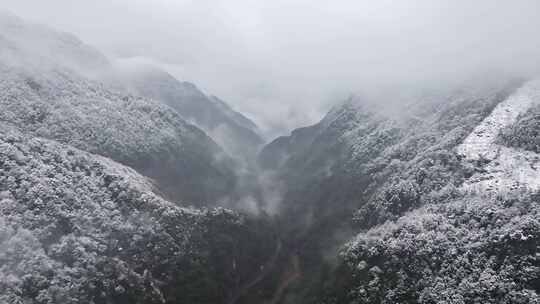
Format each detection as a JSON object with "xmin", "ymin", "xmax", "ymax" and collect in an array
[{"xmin": 4, "ymin": 0, "xmax": 540, "ymax": 138}]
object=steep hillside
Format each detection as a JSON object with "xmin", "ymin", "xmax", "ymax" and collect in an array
[
  {"xmin": 260, "ymin": 80, "xmax": 520, "ymax": 229},
  {"xmin": 323, "ymin": 81, "xmax": 540, "ymax": 303},
  {"xmin": 330, "ymin": 193, "xmax": 539, "ymax": 304},
  {"xmin": 458, "ymin": 80, "xmax": 540, "ymax": 193},
  {"xmin": 0, "ymin": 13, "xmax": 236, "ymax": 204},
  {"xmin": 257, "ymin": 78, "xmax": 531, "ymax": 303},
  {"xmin": 2, "ymin": 11, "xmax": 538, "ymax": 304},
  {"xmin": 112, "ymin": 62, "xmax": 264, "ymax": 164},
  {"xmin": 499, "ymin": 103, "xmax": 540, "ymax": 153},
  {"xmin": 0, "ymin": 124, "xmax": 276, "ymax": 304},
  {"xmin": 315, "ymin": 80, "xmax": 540, "ymax": 304}
]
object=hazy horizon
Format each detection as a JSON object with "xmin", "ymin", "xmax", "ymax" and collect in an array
[{"xmin": 4, "ymin": 0, "xmax": 540, "ymax": 138}]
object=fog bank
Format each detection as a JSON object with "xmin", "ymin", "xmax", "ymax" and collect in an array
[{"xmin": 4, "ymin": 0, "xmax": 540, "ymax": 138}]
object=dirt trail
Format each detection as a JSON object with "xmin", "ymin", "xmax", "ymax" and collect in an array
[{"xmin": 266, "ymin": 253, "xmax": 301, "ymax": 304}]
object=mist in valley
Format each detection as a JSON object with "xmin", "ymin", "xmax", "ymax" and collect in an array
[{"xmin": 1, "ymin": 1, "xmax": 540, "ymax": 304}]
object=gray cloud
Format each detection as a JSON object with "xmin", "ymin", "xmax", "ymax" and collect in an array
[{"xmin": 4, "ymin": 0, "xmax": 540, "ymax": 138}]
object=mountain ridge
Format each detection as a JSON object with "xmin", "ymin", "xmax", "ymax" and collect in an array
[
  {"xmin": 253, "ymin": 77, "xmax": 539, "ymax": 303},
  {"xmin": 109, "ymin": 59, "xmax": 265, "ymax": 165},
  {"xmin": 0, "ymin": 13, "xmax": 239, "ymax": 204},
  {"xmin": 1, "ymin": 11, "xmax": 539, "ymax": 304}
]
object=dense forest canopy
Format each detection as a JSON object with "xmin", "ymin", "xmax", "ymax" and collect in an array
[{"xmin": 1, "ymin": 4, "xmax": 539, "ymax": 304}]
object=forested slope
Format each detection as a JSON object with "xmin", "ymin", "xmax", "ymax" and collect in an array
[
  {"xmin": 0, "ymin": 12, "xmax": 236, "ymax": 204},
  {"xmin": 0, "ymin": 124, "xmax": 275, "ymax": 304},
  {"xmin": 258, "ymin": 78, "xmax": 540, "ymax": 303}
]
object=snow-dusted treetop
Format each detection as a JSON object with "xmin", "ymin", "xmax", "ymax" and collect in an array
[{"xmin": 0, "ymin": 13, "xmax": 237, "ymax": 203}]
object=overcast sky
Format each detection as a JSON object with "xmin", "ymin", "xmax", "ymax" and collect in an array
[{"xmin": 4, "ymin": 0, "xmax": 540, "ymax": 138}]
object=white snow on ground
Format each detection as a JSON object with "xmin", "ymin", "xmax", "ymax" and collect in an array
[{"xmin": 457, "ymin": 79, "xmax": 540, "ymax": 193}]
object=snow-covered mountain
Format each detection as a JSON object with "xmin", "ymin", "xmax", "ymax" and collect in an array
[
  {"xmin": 0, "ymin": 123, "xmax": 275, "ymax": 304},
  {"xmin": 1, "ymin": 11, "xmax": 539, "ymax": 304},
  {"xmin": 457, "ymin": 79, "xmax": 540, "ymax": 193},
  {"xmin": 0, "ymin": 14, "xmax": 277, "ymax": 304},
  {"xmin": 111, "ymin": 61, "xmax": 264, "ymax": 164},
  {"xmin": 0, "ymin": 12, "xmax": 108, "ymax": 74},
  {"xmin": 258, "ymin": 77, "xmax": 540, "ymax": 303},
  {"xmin": 0, "ymin": 13, "xmax": 237, "ymax": 204},
  {"xmin": 328, "ymin": 79, "xmax": 540, "ymax": 304}
]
